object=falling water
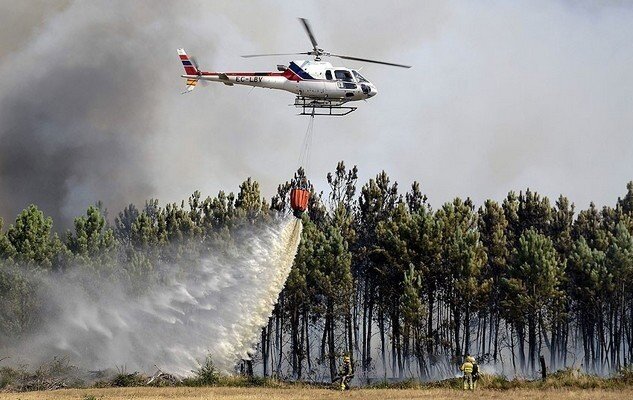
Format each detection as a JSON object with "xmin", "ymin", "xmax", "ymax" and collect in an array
[{"xmin": 5, "ymin": 215, "xmax": 303, "ymax": 375}]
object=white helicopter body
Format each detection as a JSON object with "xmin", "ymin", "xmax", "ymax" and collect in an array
[
  {"xmin": 179, "ymin": 54, "xmax": 377, "ymax": 101},
  {"xmin": 178, "ymin": 19, "xmax": 409, "ymax": 116}
]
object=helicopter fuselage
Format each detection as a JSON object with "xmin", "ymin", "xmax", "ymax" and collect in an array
[{"xmin": 181, "ymin": 60, "xmax": 377, "ymax": 101}]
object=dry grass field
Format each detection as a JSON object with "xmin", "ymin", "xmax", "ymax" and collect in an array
[{"xmin": 1, "ymin": 387, "xmax": 632, "ymax": 400}]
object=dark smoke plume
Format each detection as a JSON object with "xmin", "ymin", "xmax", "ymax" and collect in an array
[{"xmin": 0, "ymin": 2, "xmax": 172, "ymax": 227}]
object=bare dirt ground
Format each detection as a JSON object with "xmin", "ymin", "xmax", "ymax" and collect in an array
[{"xmin": 1, "ymin": 387, "xmax": 632, "ymax": 400}]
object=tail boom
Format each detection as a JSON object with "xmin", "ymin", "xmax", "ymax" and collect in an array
[{"xmin": 177, "ymin": 48, "xmax": 302, "ymax": 95}]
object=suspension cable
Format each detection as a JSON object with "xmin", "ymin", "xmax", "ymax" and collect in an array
[{"xmin": 297, "ymin": 111, "xmax": 316, "ymax": 174}]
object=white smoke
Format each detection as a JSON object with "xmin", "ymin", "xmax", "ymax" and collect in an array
[{"xmin": 6, "ymin": 216, "xmax": 302, "ymax": 375}]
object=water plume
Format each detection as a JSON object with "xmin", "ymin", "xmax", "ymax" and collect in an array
[{"xmin": 5, "ymin": 215, "xmax": 303, "ymax": 375}]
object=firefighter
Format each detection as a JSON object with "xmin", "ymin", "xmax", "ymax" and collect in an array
[
  {"xmin": 460, "ymin": 355, "xmax": 475, "ymax": 390},
  {"xmin": 336, "ymin": 355, "xmax": 353, "ymax": 390},
  {"xmin": 471, "ymin": 356, "xmax": 480, "ymax": 390}
]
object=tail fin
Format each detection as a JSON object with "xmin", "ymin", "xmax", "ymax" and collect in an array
[
  {"xmin": 178, "ymin": 48, "xmax": 199, "ymax": 93},
  {"xmin": 177, "ymin": 48, "xmax": 198, "ymax": 75},
  {"xmin": 183, "ymin": 78, "xmax": 198, "ymax": 93}
]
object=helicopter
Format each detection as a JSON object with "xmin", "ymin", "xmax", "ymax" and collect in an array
[{"xmin": 177, "ymin": 18, "xmax": 410, "ymax": 116}]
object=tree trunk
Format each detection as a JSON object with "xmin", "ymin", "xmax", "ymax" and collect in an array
[
  {"xmin": 277, "ymin": 310, "xmax": 284, "ymax": 376},
  {"xmin": 327, "ymin": 309, "xmax": 337, "ymax": 381},
  {"xmin": 346, "ymin": 307, "xmax": 354, "ymax": 365},
  {"xmin": 291, "ymin": 306, "xmax": 299, "ymax": 378},
  {"xmin": 464, "ymin": 304, "xmax": 470, "ymax": 358},
  {"xmin": 298, "ymin": 310, "xmax": 305, "ymax": 379},
  {"xmin": 379, "ymin": 308, "xmax": 386, "ymax": 378},
  {"xmin": 528, "ymin": 316, "xmax": 537, "ymax": 373},
  {"xmin": 305, "ymin": 308, "xmax": 312, "ymax": 372},
  {"xmin": 427, "ymin": 293, "xmax": 434, "ymax": 354},
  {"xmin": 262, "ymin": 320, "xmax": 271, "ymax": 377},
  {"xmin": 453, "ymin": 305, "xmax": 461, "ymax": 360},
  {"xmin": 516, "ymin": 323, "xmax": 526, "ymax": 372}
]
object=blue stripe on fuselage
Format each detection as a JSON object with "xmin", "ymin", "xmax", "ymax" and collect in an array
[
  {"xmin": 289, "ymin": 62, "xmax": 313, "ymax": 80},
  {"xmin": 182, "ymin": 60, "xmax": 192, "ymax": 65}
]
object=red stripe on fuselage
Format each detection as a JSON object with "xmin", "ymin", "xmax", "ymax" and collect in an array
[
  {"xmin": 179, "ymin": 55, "xmax": 188, "ymax": 60},
  {"xmin": 187, "ymin": 70, "xmax": 330, "ymax": 82},
  {"xmin": 199, "ymin": 72, "xmax": 284, "ymax": 76},
  {"xmin": 186, "ymin": 71, "xmax": 328, "ymax": 83},
  {"xmin": 283, "ymin": 68, "xmax": 301, "ymax": 82}
]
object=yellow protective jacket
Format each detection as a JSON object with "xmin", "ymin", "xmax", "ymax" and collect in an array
[
  {"xmin": 339, "ymin": 362, "xmax": 352, "ymax": 376},
  {"xmin": 460, "ymin": 361, "xmax": 473, "ymax": 374}
]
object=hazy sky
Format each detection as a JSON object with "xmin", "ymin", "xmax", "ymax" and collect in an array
[{"xmin": 0, "ymin": 0, "xmax": 632, "ymax": 227}]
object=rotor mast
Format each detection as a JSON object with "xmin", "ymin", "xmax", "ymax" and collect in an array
[{"xmin": 299, "ymin": 18, "xmax": 326, "ymax": 61}]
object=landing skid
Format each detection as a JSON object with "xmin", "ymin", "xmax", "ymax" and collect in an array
[{"xmin": 293, "ymin": 97, "xmax": 357, "ymax": 116}]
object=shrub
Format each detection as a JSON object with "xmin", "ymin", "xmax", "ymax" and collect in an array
[
  {"xmin": 368, "ymin": 379, "xmax": 422, "ymax": 389},
  {"xmin": 187, "ymin": 355, "xmax": 219, "ymax": 386},
  {"xmin": 617, "ymin": 366, "xmax": 633, "ymax": 384},
  {"xmin": 0, "ymin": 366, "xmax": 24, "ymax": 389},
  {"xmin": 110, "ymin": 371, "xmax": 146, "ymax": 387}
]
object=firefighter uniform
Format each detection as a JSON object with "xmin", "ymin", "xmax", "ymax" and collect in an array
[
  {"xmin": 472, "ymin": 358, "xmax": 480, "ymax": 390},
  {"xmin": 338, "ymin": 356, "xmax": 353, "ymax": 390},
  {"xmin": 460, "ymin": 356, "xmax": 475, "ymax": 390}
]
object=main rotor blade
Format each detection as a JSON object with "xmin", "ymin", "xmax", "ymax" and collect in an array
[
  {"xmin": 241, "ymin": 52, "xmax": 310, "ymax": 58},
  {"xmin": 331, "ymin": 54, "xmax": 411, "ymax": 68},
  {"xmin": 299, "ymin": 18, "xmax": 319, "ymax": 51}
]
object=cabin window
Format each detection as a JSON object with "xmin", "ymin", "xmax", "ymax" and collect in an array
[
  {"xmin": 353, "ymin": 70, "xmax": 368, "ymax": 83},
  {"xmin": 325, "ymin": 70, "xmax": 332, "ymax": 80},
  {"xmin": 337, "ymin": 81, "xmax": 357, "ymax": 90},
  {"xmin": 335, "ymin": 70, "xmax": 354, "ymax": 82}
]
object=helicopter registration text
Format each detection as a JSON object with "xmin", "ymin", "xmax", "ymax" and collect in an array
[{"xmin": 235, "ymin": 76, "xmax": 263, "ymax": 83}]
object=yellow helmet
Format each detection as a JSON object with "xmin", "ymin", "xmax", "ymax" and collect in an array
[
  {"xmin": 467, "ymin": 356, "xmax": 476, "ymax": 363},
  {"xmin": 343, "ymin": 356, "xmax": 351, "ymax": 362}
]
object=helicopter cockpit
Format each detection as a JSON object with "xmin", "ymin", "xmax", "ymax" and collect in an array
[
  {"xmin": 352, "ymin": 70, "xmax": 368, "ymax": 83},
  {"xmin": 329, "ymin": 69, "xmax": 374, "ymax": 95},
  {"xmin": 329, "ymin": 69, "xmax": 355, "ymax": 89},
  {"xmin": 353, "ymin": 70, "xmax": 376, "ymax": 97},
  {"xmin": 324, "ymin": 68, "xmax": 371, "ymax": 85}
]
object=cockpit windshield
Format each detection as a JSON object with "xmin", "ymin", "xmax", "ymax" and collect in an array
[{"xmin": 353, "ymin": 70, "xmax": 368, "ymax": 83}]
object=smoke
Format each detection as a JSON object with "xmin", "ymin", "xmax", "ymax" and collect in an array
[
  {"xmin": 0, "ymin": 1, "xmax": 295, "ymax": 228},
  {"xmin": 4, "ymin": 216, "xmax": 302, "ymax": 375},
  {"xmin": 0, "ymin": 1, "xmax": 632, "ymax": 229},
  {"xmin": 0, "ymin": 2, "xmax": 160, "ymax": 226}
]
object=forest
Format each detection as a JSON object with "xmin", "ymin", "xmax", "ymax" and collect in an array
[{"xmin": 0, "ymin": 162, "xmax": 632, "ymax": 382}]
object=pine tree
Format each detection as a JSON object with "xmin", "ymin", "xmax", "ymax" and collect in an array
[
  {"xmin": 115, "ymin": 203, "xmax": 139, "ymax": 244},
  {"xmin": 66, "ymin": 205, "xmax": 115, "ymax": 259},
  {"xmin": 568, "ymin": 236, "xmax": 606, "ymax": 372},
  {"xmin": 618, "ymin": 181, "xmax": 633, "ymax": 216},
  {"xmin": 235, "ymin": 177, "xmax": 264, "ymax": 223},
  {"xmin": 503, "ymin": 228, "xmax": 563, "ymax": 373},
  {"xmin": 605, "ymin": 222, "xmax": 633, "ymax": 369},
  {"xmin": 478, "ymin": 200, "xmax": 509, "ymax": 361},
  {"xmin": 6, "ymin": 205, "xmax": 66, "ymax": 269},
  {"xmin": 435, "ymin": 198, "xmax": 486, "ymax": 361},
  {"xmin": 356, "ymin": 171, "xmax": 398, "ymax": 374}
]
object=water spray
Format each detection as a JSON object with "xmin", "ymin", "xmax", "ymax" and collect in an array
[{"xmin": 5, "ymin": 215, "xmax": 303, "ymax": 375}]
